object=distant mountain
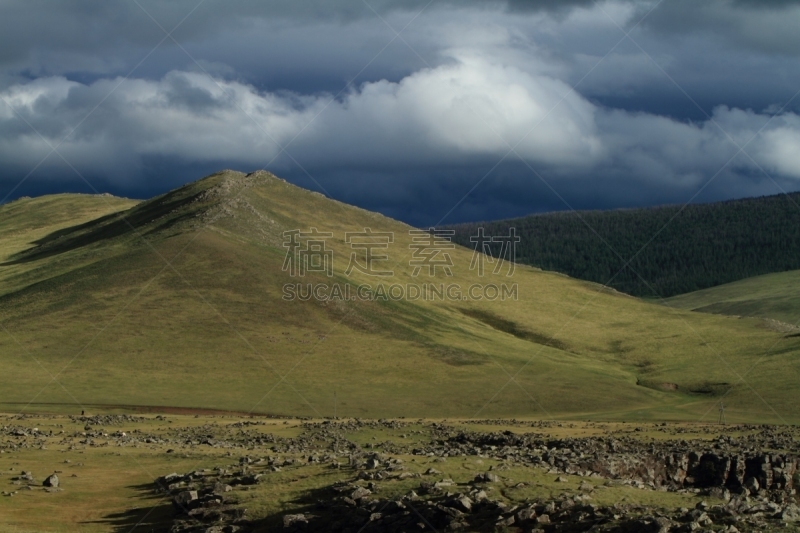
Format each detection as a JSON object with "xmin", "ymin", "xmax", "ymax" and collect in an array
[{"xmin": 447, "ymin": 193, "xmax": 800, "ymax": 298}]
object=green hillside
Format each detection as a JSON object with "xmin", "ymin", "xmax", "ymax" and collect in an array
[
  {"xmin": 0, "ymin": 171, "xmax": 798, "ymax": 423},
  {"xmin": 447, "ymin": 193, "xmax": 800, "ymax": 298},
  {"xmin": 666, "ymin": 269, "xmax": 800, "ymax": 326}
]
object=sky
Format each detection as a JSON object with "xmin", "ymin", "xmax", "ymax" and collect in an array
[{"xmin": 1, "ymin": 0, "xmax": 800, "ymax": 226}]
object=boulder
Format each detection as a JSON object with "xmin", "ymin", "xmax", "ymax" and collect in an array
[
  {"xmin": 516, "ymin": 505, "xmax": 536, "ymax": 522},
  {"xmin": 173, "ymin": 490, "xmax": 199, "ymax": 511},
  {"xmin": 283, "ymin": 513, "xmax": 308, "ymax": 528},
  {"xmin": 450, "ymin": 495, "xmax": 473, "ymax": 512},
  {"xmin": 213, "ymin": 482, "xmax": 233, "ymax": 494},
  {"xmin": 350, "ymin": 486, "xmax": 371, "ymax": 500},
  {"xmin": 743, "ymin": 477, "xmax": 759, "ymax": 495},
  {"xmin": 781, "ymin": 504, "xmax": 800, "ymax": 523}
]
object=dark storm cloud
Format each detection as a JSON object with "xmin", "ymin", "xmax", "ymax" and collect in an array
[
  {"xmin": 643, "ymin": 0, "xmax": 800, "ymax": 56},
  {"xmin": 1, "ymin": 0, "xmax": 800, "ymax": 225},
  {"xmin": 0, "ymin": 0, "xmax": 611, "ymax": 95},
  {"xmin": 0, "ymin": 0, "xmax": 602, "ymax": 65}
]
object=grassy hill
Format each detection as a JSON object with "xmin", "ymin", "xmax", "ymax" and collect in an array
[
  {"xmin": 0, "ymin": 193, "xmax": 139, "ymax": 287},
  {"xmin": 1, "ymin": 170, "xmax": 799, "ymax": 423},
  {"xmin": 666, "ymin": 269, "xmax": 800, "ymax": 326},
  {"xmin": 447, "ymin": 193, "xmax": 800, "ymax": 298}
]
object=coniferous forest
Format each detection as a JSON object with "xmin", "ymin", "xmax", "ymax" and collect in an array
[{"xmin": 447, "ymin": 193, "xmax": 800, "ymax": 298}]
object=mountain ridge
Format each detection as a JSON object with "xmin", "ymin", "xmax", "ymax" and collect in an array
[{"xmin": 0, "ymin": 170, "xmax": 798, "ymax": 422}]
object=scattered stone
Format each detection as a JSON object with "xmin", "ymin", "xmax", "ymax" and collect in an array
[
  {"xmin": 283, "ymin": 513, "xmax": 308, "ymax": 528},
  {"xmin": 473, "ymin": 472, "xmax": 499, "ymax": 483},
  {"xmin": 450, "ymin": 495, "xmax": 473, "ymax": 512},
  {"xmin": 350, "ymin": 486, "xmax": 371, "ymax": 500},
  {"xmin": 213, "ymin": 482, "xmax": 232, "ymax": 494},
  {"xmin": 9, "ymin": 416, "xmax": 800, "ymax": 533},
  {"xmin": 173, "ymin": 490, "xmax": 198, "ymax": 510}
]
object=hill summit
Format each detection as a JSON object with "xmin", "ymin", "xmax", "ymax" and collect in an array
[{"xmin": 0, "ymin": 170, "xmax": 798, "ymax": 423}]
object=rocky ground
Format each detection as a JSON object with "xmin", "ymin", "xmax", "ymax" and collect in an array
[{"xmin": 2, "ymin": 415, "xmax": 799, "ymax": 532}]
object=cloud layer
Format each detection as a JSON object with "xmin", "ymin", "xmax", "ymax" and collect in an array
[{"xmin": 1, "ymin": 0, "xmax": 800, "ymax": 224}]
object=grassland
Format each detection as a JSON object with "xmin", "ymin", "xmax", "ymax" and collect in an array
[
  {"xmin": 666, "ymin": 269, "xmax": 800, "ymax": 326},
  {"xmin": 0, "ymin": 170, "xmax": 798, "ymax": 423},
  {"xmin": 0, "ymin": 413, "xmax": 740, "ymax": 532}
]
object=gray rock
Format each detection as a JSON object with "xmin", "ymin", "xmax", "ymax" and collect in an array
[
  {"xmin": 43, "ymin": 474, "xmax": 59, "ymax": 488},
  {"xmin": 496, "ymin": 515, "xmax": 515, "ymax": 527},
  {"xmin": 781, "ymin": 503, "xmax": 800, "ymax": 522},
  {"xmin": 350, "ymin": 486, "xmax": 371, "ymax": 500},
  {"xmin": 451, "ymin": 495, "xmax": 473, "ymax": 512},
  {"xmin": 283, "ymin": 513, "xmax": 308, "ymax": 528},
  {"xmin": 516, "ymin": 505, "xmax": 536, "ymax": 522},
  {"xmin": 213, "ymin": 482, "xmax": 232, "ymax": 494},
  {"xmin": 173, "ymin": 490, "xmax": 199, "ymax": 510}
]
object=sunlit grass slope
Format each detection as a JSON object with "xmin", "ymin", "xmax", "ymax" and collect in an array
[
  {"xmin": 0, "ymin": 193, "xmax": 139, "ymax": 291},
  {"xmin": 666, "ymin": 269, "xmax": 800, "ymax": 325},
  {"xmin": 0, "ymin": 170, "xmax": 797, "ymax": 422}
]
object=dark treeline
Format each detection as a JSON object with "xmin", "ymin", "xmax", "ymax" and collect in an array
[{"xmin": 446, "ymin": 193, "xmax": 800, "ymax": 297}]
